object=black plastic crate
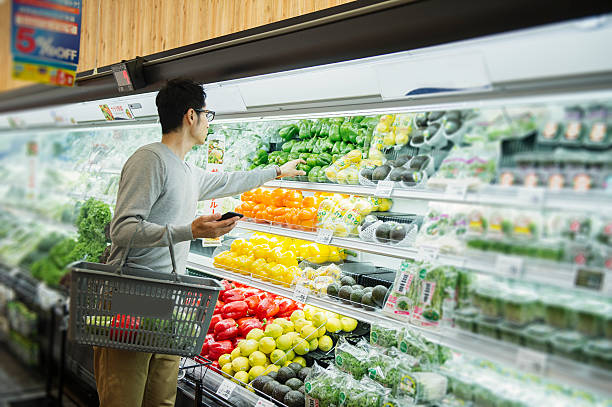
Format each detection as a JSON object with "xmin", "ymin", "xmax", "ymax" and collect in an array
[{"xmin": 360, "ymin": 271, "xmax": 395, "ymax": 289}]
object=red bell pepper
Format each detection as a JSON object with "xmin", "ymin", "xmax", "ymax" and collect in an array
[
  {"xmin": 231, "ymin": 336, "xmax": 245, "ymax": 348},
  {"xmin": 213, "ymin": 300, "xmax": 224, "ymax": 315},
  {"xmin": 110, "ymin": 314, "xmax": 139, "ymax": 342},
  {"xmin": 277, "ymin": 298, "xmax": 297, "ymax": 315},
  {"xmin": 214, "ymin": 318, "xmax": 239, "ymax": 341},
  {"xmin": 219, "ymin": 280, "xmax": 233, "ymax": 297},
  {"xmin": 237, "ymin": 317, "xmax": 263, "ymax": 337},
  {"xmin": 208, "ymin": 340, "xmax": 234, "ymax": 361},
  {"xmin": 222, "ymin": 288, "xmax": 246, "ymax": 303},
  {"xmin": 221, "ymin": 301, "xmax": 248, "ymax": 320},
  {"xmin": 201, "ymin": 334, "xmax": 215, "ymax": 356},
  {"xmin": 208, "ymin": 314, "xmax": 223, "ymax": 334},
  {"xmin": 245, "ymin": 295, "xmax": 261, "ymax": 314},
  {"xmin": 242, "ymin": 288, "xmax": 260, "ymax": 298},
  {"xmin": 256, "ymin": 297, "xmax": 280, "ymax": 320}
]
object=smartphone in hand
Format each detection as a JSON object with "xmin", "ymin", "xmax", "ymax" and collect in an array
[{"xmin": 217, "ymin": 211, "xmax": 244, "ymax": 221}]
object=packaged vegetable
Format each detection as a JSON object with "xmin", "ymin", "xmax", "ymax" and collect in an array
[
  {"xmin": 473, "ymin": 284, "xmax": 503, "ymax": 319},
  {"xmin": 304, "ymin": 363, "xmax": 346, "ymax": 407},
  {"xmin": 550, "ymin": 330, "xmax": 585, "ymax": 361},
  {"xmin": 411, "ymin": 264, "xmax": 449, "ymax": 328},
  {"xmin": 339, "ymin": 374, "xmax": 387, "ymax": 407},
  {"xmin": 397, "ymin": 327, "xmax": 447, "ymax": 367},
  {"xmin": 502, "ymin": 289, "xmax": 538, "ymax": 326},
  {"xmin": 334, "ymin": 336, "xmax": 368, "ymax": 379},
  {"xmin": 575, "ymin": 300, "xmax": 606, "ymax": 337},
  {"xmin": 583, "ymin": 339, "xmax": 612, "ymax": 370},
  {"xmin": 498, "ymin": 322, "xmax": 524, "ymax": 345},
  {"xmin": 395, "ymin": 371, "xmax": 448, "ymax": 404},
  {"xmin": 366, "ymin": 347, "xmax": 401, "ymax": 389},
  {"xmin": 370, "ymin": 320, "xmax": 404, "ymax": 349},
  {"xmin": 474, "ymin": 316, "xmax": 500, "ymax": 340},
  {"xmin": 454, "ymin": 307, "xmax": 478, "ymax": 332},
  {"xmin": 541, "ymin": 293, "xmax": 576, "ymax": 329},
  {"xmin": 522, "ymin": 323, "xmax": 556, "ymax": 353},
  {"xmin": 383, "ymin": 260, "xmax": 418, "ymax": 320}
]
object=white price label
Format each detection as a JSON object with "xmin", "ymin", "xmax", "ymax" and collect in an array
[
  {"xmin": 374, "ymin": 180, "xmax": 394, "ymax": 198},
  {"xmin": 417, "ymin": 246, "xmax": 439, "ymax": 262},
  {"xmin": 256, "ymin": 398, "xmax": 275, "ymax": 407},
  {"xmin": 216, "ymin": 379, "xmax": 236, "ymax": 399},
  {"xmin": 445, "ymin": 184, "xmax": 467, "ymax": 200},
  {"xmin": 495, "ymin": 255, "xmax": 524, "ymax": 277},
  {"xmin": 518, "ymin": 187, "xmax": 545, "ymax": 208},
  {"xmin": 315, "ymin": 229, "xmax": 333, "ymax": 245},
  {"xmin": 516, "ymin": 348, "xmax": 548, "ymax": 374},
  {"xmin": 294, "ymin": 285, "xmax": 310, "ymax": 303},
  {"xmin": 574, "ymin": 267, "xmax": 606, "ymax": 292}
]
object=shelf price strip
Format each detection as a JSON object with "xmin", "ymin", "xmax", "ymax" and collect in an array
[
  {"xmin": 315, "ymin": 228, "xmax": 333, "ymax": 245},
  {"xmin": 294, "ymin": 284, "xmax": 310, "ymax": 303},
  {"xmin": 516, "ymin": 348, "xmax": 548, "ymax": 375},
  {"xmin": 374, "ymin": 180, "xmax": 394, "ymax": 198},
  {"xmin": 495, "ymin": 255, "xmax": 524, "ymax": 278},
  {"xmin": 216, "ymin": 379, "xmax": 236, "ymax": 400}
]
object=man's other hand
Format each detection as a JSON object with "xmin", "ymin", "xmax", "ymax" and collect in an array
[{"xmin": 191, "ymin": 213, "xmax": 239, "ymax": 238}]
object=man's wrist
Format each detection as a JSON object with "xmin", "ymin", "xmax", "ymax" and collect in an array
[{"xmin": 274, "ymin": 165, "xmax": 281, "ymax": 178}]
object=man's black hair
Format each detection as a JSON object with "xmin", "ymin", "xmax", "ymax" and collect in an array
[{"xmin": 155, "ymin": 78, "xmax": 206, "ymax": 134}]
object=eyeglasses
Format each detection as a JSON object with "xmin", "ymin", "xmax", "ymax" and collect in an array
[{"xmin": 192, "ymin": 108, "xmax": 215, "ymax": 122}]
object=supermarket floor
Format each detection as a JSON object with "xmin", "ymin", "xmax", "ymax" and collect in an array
[{"xmin": 0, "ymin": 348, "xmax": 80, "ymax": 407}]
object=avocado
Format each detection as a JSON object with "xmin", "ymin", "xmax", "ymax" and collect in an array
[
  {"xmin": 252, "ymin": 375, "xmax": 274, "ymax": 392},
  {"xmin": 415, "ymin": 113, "xmax": 428, "ymax": 128},
  {"xmin": 263, "ymin": 380, "xmax": 280, "ymax": 397},
  {"xmin": 389, "ymin": 167, "xmax": 405, "ymax": 182},
  {"xmin": 372, "ymin": 285, "xmax": 388, "ymax": 307},
  {"xmin": 298, "ymin": 385, "xmax": 305, "ymax": 395},
  {"xmin": 375, "ymin": 223, "xmax": 392, "ymax": 243},
  {"xmin": 350, "ymin": 289, "xmax": 364, "ymax": 306},
  {"xmin": 284, "ymin": 390, "xmax": 306, "ymax": 407},
  {"xmin": 410, "ymin": 155, "xmax": 429, "ymax": 170},
  {"xmin": 402, "ymin": 171, "xmax": 419, "ymax": 186},
  {"xmin": 363, "ymin": 286, "xmax": 373, "ymax": 293},
  {"xmin": 422, "ymin": 124, "xmax": 440, "ymax": 140},
  {"xmin": 326, "ymin": 283, "xmax": 340, "ymax": 298},
  {"xmin": 390, "ymin": 224, "xmax": 407, "ymax": 243},
  {"xmin": 288, "ymin": 363, "xmax": 303, "ymax": 374},
  {"xmin": 297, "ymin": 367, "xmax": 312, "ymax": 382},
  {"xmin": 444, "ymin": 119, "xmax": 461, "ymax": 135},
  {"xmin": 361, "ymin": 292, "xmax": 376, "ymax": 311},
  {"xmin": 445, "ymin": 110, "xmax": 462, "ymax": 121},
  {"xmin": 272, "ymin": 384, "xmax": 292, "ymax": 402},
  {"xmin": 340, "ymin": 276, "xmax": 356, "ymax": 286},
  {"xmin": 361, "ymin": 215, "xmax": 378, "ymax": 230},
  {"xmin": 361, "ymin": 168, "xmax": 374, "ymax": 181},
  {"xmin": 372, "ymin": 165, "xmax": 391, "ymax": 181},
  {"xmin": 352, "ymin": 284, "xmax": 364, "ymax": 291},
  {"xmin": 285, "ymin": 378, "xmax": 303, "ymax": 391},
  {"xmin": 412, "ymin": 135, "xmax": 425, "ymax": 144},
  {"xmin": 428, "ymin": 110, "xmax": 445, "ymax": 122},
  {"xmin": 394, "ymin": 155, "xmax": 411, "ymax": 167},
  {"xmin": 338, "ymin": 286, "xmax": 353, "ymax": 304},
  {"xmin": 267, "ymin": 371, "xmax": 278, "ymax": 381},
  {"xmin": 277, "ymin": 367, "xmax": 297, "ymax": 384}
]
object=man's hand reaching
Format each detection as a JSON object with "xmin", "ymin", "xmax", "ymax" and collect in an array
[
  {"xmin": 191, "ymin": 213, "xmax": 239, "ymax": 239},
  {"xmin": 278, "ymin": 159, "xmax": 307, "ymax": 178}
]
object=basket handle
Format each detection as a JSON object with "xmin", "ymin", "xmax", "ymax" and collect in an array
[{"xmin": 118, "ymin": 218, "xmax": 179, "ymax": 280}]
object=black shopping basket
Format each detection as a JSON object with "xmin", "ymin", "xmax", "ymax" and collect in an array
[{"xmin": 68, "ymin": 223, "xmax": 222, "ymax": 356}]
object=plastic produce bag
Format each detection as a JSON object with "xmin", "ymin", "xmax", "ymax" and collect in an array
[
  {"xmin": 395, "ymin": 371, "xmax": 448, "ymax": 404},
  {"xmin": 383, "ymin": 260, "xmax": 419, "ymax": 321},
  {"xmin": 305, "ymin": 363, "xmax": 347, "ymax": 407},
  {"xmin": 370, "ymin": 319, "xmax": 405, "ymax": 349},
  {"xmin": 334, "ymin": 336, "xmax": 368, "ymax": 379},
  {"xmin": 397, "ymin": 327, "xmax": 448, "ymax": 368},
  {"xmin": 339, "ymin": 375, "xmax": 388, "ymax": 407},
  {"xmin": 366, "ymin": 346, "xmax": 401, "ymax": 389}
]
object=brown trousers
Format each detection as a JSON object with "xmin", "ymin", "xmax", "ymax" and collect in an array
[{"xmin": 93, "ymin": 346, "xmax": 180, "ymax": 407}]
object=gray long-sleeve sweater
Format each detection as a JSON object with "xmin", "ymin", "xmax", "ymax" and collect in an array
[{"xmin": 106, "ymin": 142, "xmax": 276, "ymax": 274}]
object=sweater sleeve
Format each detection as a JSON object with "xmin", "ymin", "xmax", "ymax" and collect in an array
[
  {"xmin": 195, "ymin": 167, "xmax": 277, "ymax": 201},
  {"xmin": 110, "ymin": 149, "xmax": 193, "ymax": 248}
]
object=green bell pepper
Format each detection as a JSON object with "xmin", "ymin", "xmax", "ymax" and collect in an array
[
  {"xmin": 332, "ymin": 141, "xmax": 341, "ymax": 155},
  {"xmin": 296, "ymin": 163, "xmax": 311, "ymax": 173},
  {"xmin": 321, "ymin": 139, "xmax": 334, "ymax": 152},
  {"xmin": 350, "ymin": 116, "xmax": 365, "ymax": 124},
  {"xmin": 311, "ymin": 120, "xmax": 322, "ymax": 137},
  {"xmin": 329, "ymin": 123, "xmax": 341, "ymax": 142},
  {"xmin": 288, "ymin": 152, "xmax": 299, "ymax": 160},
  {"xmin": 332, "ymin": 154, "xmax": 341, "ymax": 162},
  {"xmin": 299, "ymin": 153, "xmax": 311, "ymax": 161},
  {"xmin": 332, "ymin": 117, "xmax": 345, "ymax": 124},
  {"xmin": 308, "ymin": 166, "xmax": 321, "ymax": 183},
  {"xmin": 281, "ymin": 140, "xmax": 296, "ymax": 153},
  {"xmin": 306, "ymin": 156, "xmax": 319, "ymax": 167},
  {"xmin": 319, "ymin": 120, "xmax": 330, "ymax": 137},
  {"xmin": 317, "ymin": 153, "xmax": 332, "ymax": 166},
  {"xmin": 298, "ymin": 120, "xmax": 312, "ymax": 139},
  {"xmin": 341, "ymin": 143, "xmax": 355, "ymax": 154},
  {"xmin": 279, "ymin": 124, "xmax": 299, "ymax": 141},
  {"xmin": 340, "ymin": 122, "xmax": 359, "ymax": 143},
  {"xmin": 312, "ymin": 138, "xmax": 323, "ymax": 154},
  {"xmin": 305, "ymin": 138, "xmax": 316, "ymax": 152},
  {"xmin": 290, "ymin": 141, "xmax": 303, "ymax": 154}
]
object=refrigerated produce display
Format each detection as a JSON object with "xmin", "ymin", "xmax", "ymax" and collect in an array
[{"xmin": 1, "ymin": 6, "xmax": 612, "ymax": 407}]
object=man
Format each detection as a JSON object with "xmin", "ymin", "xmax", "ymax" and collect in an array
[{"xmin": 94, "ymin": 78, "xmax": 305, "ymax": 407}]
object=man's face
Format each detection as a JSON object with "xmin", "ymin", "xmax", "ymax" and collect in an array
[{"xmin": 188, "ymin": 107, "xmax": 209, "ymax": 145}]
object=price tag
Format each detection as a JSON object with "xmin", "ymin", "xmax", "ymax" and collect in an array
[
  {"xmin": 516, "ymin": 348, "xmax": 548, "ymax": 374},
  {"xmin": 445, "ymin": 184, "xmax": 467, "ymax": 200},
  {"xmin": 574, "ymin": 267, "xmax": 605, "ymax": 292},
  {"xmin": 518, "ymin": 187, "xmax": 545, "ymax": 208},
  {"xmin": 216, "ymin": 379, "xmax": 236, "ymax": 399},
  {"xmin": 495, "ymin": 255, "xmax": 524, "ymax": 278},
  {"xmin": 374, "ymin": 180, "xmax": 394, "ymax": 198},
  {"xmin": 417, "ymin": 246, "xmax": 439, "ymax": 262},
  {"xmin": 255, "ymin": 398, "xmax": 275, "ymax": 407},
  {"xmin": 315, "ymin": 229, "xmax": 333, "ymax": 245},
  {"xmin": 294, "ymin": 285, "xmax": 310, "ymax": 303}
]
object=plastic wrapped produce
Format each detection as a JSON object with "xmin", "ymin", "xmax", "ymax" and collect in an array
[
  {"xmin": 575, "ymin": 300, "xmax": 606, "ymax": 337},
  {"xmin": 304, "ymin": 363, "xmax": 346, "ymax": 407},
  {"xmin": 522, "ymin": 324, "xmax": 556, "ymax": 353},
  {"xmin": 395, "ymin": 371, "xmax": 448, "ymax": 404},
  {"xmin": 339, "ymin": 375, "xmax": 387, "ymax": 407},
  {"xmin": 499, "ymin": 322, "xmax": 524, "ymax": 345},
  {"xmin": 503, "ymin": 289, "xmax": 538, "ymax": 326},
  {"xmin": 583, "ymin": 339, "xmax": 612, "ymax": 370},
  {"xmin": 473, "ymin": 284, "xmax": 504, "ymax": 319},
  {"xmin": 550, "ymin": 331, "xmax": 586, "ymax": 361},
  {"xmin": 454, "ymin": 307, "xmax": 478, "ymax": 332},
  {"xmin": 370, "ymin": 320, "xmax": 404, "ymax": 349},
  {"xmin": 334, "ymin": 337, "xmax": 368, "ymax": 379},
  {"xmin": 541, "ymin": 293, "xmax": 576, "ymax": 329},
  {"xmin": 366, "ymin": 347, "xmax": 401, "ymax": 389}
]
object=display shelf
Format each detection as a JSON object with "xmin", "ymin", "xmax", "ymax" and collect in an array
[
  {"xmin": 264, "ymin": 180, "xmax": 612, "ymax": 213},
  {"xmin": 186, "ymin": 253, "xmax": 612, "ymax": 398},
  {"xmin": 235, "ymin": 221, "xmax": 612, "ymax": 295}
]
